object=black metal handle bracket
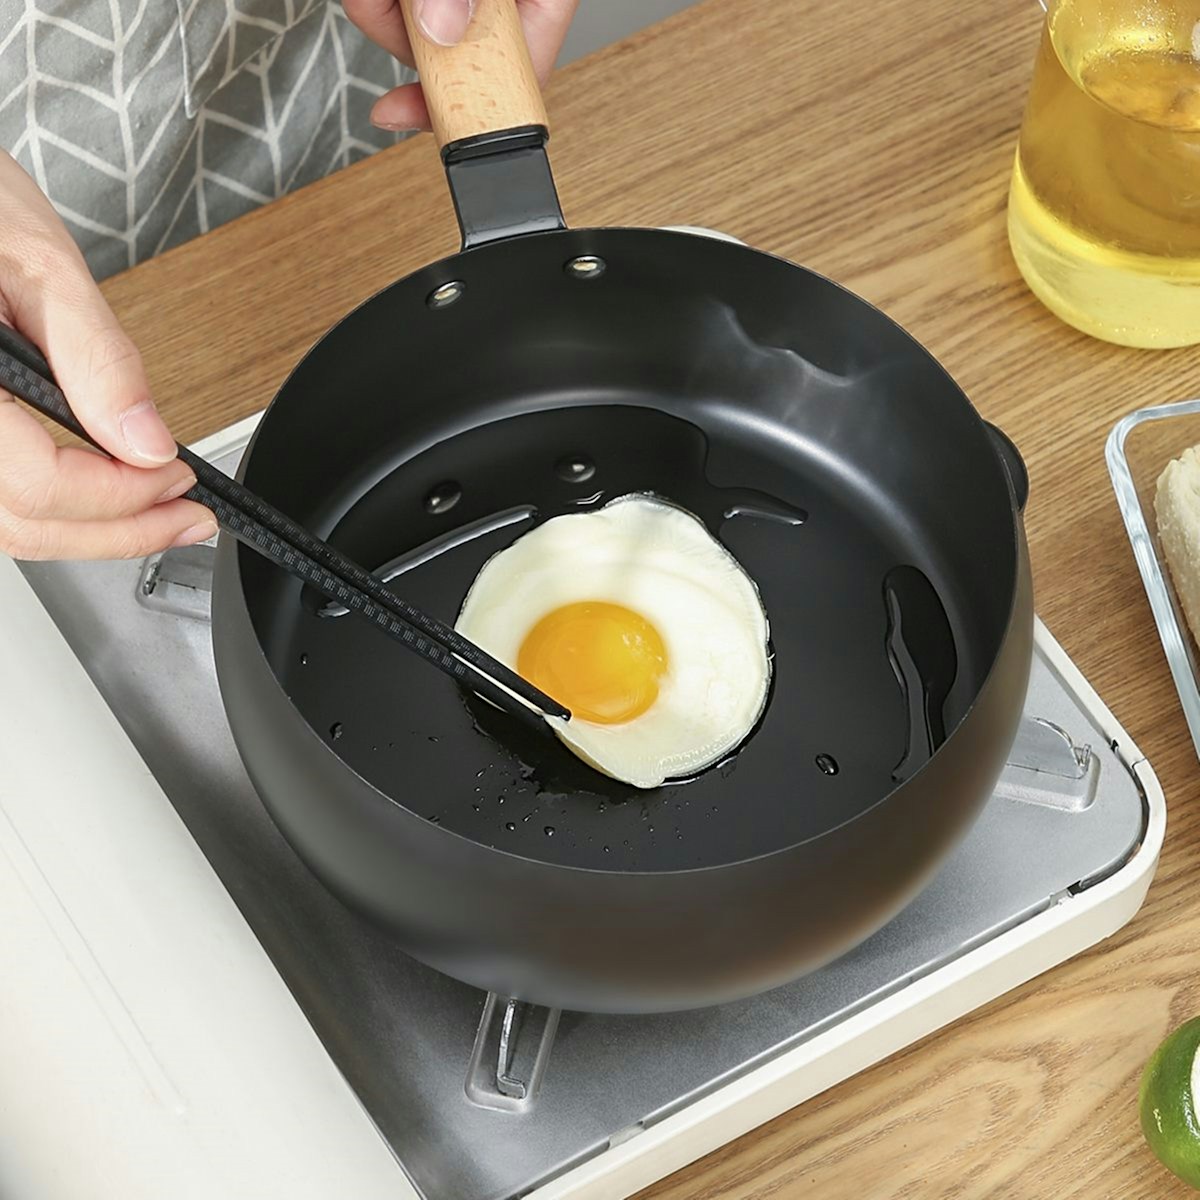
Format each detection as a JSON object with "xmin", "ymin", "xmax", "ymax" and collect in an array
[{"xmin": 442, "ymin": 125, "xmax": 565, "ymax": 250}]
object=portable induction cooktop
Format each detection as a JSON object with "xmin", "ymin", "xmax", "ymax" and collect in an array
[{"xmin": 0, "ymin": 404, "xmax": 1162, "ymax": 1200}]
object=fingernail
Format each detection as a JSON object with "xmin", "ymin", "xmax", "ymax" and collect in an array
[
  {"xmin": 156, "ymin": 472, "xmax": 196, "ymax": 504},
  {"xmin": 170, "ymin": 520, "xmax": 218, "ymax": 549},
  {"xmin": 370, "ymin": 114, "xmax": 418, "ymax": 132},
  {"xmin": 120, "ymin": 401, "xmax": 176, "ymax": 464},
  {"xmin": 417, "ymin": 0, "xmax": 473, "ymax": 46}
]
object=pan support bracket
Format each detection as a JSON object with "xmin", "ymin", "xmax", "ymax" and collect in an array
[
  {"xmin": 136, "ymin": 542, "xmax": 216, "ymax": 621},
  {"xmin": 996, "ymin": 715, "xmax": 1098, "ymax": 812},
  {"xmin": 465, "ymin": 992, "xmax": 561, "ymax": 1113}
]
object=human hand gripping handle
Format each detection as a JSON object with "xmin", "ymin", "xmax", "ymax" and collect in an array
[
  {"xmin": 396, "ymin": 0, "xmax": 548, "ymax": 146},
  {"xmin": 0, "ymin": 153, "xmax": 215, "ymax": 560},
  {"xmin": 344, "ymin": 0, "xmax": 577, "ymax": 134}
]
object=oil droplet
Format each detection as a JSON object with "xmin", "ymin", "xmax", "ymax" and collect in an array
[
  {"xmin": 424, "ymin": 481, "xmax": 462, "ymax": 515},
  {"xmin": 472, "ymin": 804, "xmax": 481, "ymax": 812},
  {"xmin": 602, "ymin": 845, "xmax": 611, "ymax": 853},
  {"xmin": 648, "ymin": 824, "xmax": 655, "ymax": 833},
  {"xmin": 544, "ymin": 825, "xmax": 555, "ymax": 837},
  {"xmin": 505, "ymin": 821, "xmax": 516, "ymax": 832},
  {"xmin": 722, "ymin": 498, "xmax": 808, "ymax": 526},
  {"xmin": 330, "ymin": 722, "xmax": 344, "ymax": 740},
  {"xmin": 816, "ymin": 753, "xmax": 839, "ymax": 776},
  {"xmin": 498, "ymin": 796, "xmax": 505, "ymax": 804},
  {"xmin": 555, "ymin": 454, "xmax": 596, "ymax": 483},
  {"xmin": 299, "ymin": 653, "xmax": 309, "ymax": 666}
]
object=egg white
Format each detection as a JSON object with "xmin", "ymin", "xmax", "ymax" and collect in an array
[{"xmin": 454, "ymin": 494, "xmax": 771, "ymax": 788}]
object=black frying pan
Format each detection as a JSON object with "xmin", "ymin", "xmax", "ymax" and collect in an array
[{"xmin": 211, "ymin": 0, "xmax": 1033, "ymax": 1013}]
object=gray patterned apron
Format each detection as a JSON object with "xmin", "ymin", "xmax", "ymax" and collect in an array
[{"xmin": 0, "ymin": 2, "xmax": 414, "ymax": 279}]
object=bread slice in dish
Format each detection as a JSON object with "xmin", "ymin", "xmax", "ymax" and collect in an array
[{"xmin": 1156, "ymin": 445, "xmax": 1200, "ymax": 647}]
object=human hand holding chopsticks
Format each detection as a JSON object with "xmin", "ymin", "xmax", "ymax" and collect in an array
[
  {"xmin": 0, "ymin": 152, "xmax": 215, "ymax": 561},
  {"xmin": 0, "ymin": 320, "xmax": 569, "ymax": 724}
]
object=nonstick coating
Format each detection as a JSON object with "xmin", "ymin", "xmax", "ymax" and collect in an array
[
  {"xmin": 274, "ymin": 400, "xmax": 971, "ymax": 873},
  {"xmin": 213, "ymin": 227, "xmax": 1032, "ymax": 1010}
]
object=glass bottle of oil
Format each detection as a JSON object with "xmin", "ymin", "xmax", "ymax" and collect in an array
[{"xmin": 1008, "ymin": 0, "xmax": 1200, "ymax": 348}]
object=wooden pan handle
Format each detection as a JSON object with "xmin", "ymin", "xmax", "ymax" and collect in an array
[{"xmin": 398, "ymin": 0, "xmax": 548, "ymax": 150}]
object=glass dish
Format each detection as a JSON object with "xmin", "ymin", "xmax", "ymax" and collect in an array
[{"xmin": 1107, "ymin": 398, "xmax": 1200, "ymax": 759}]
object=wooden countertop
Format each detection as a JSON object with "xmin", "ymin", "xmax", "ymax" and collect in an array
[{"xmin": 100, "ymin": 0, "xmax": 1200, "ymax": 1195}]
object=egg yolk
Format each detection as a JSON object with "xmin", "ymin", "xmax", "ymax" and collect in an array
[{"xmin": 517, "ymin": 601, "xmax": 668, "ymax": 725}]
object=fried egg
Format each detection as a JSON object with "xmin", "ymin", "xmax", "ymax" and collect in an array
[{"xmin": 455, "ymin": 494, "xmax": 771, "ymax": 788}]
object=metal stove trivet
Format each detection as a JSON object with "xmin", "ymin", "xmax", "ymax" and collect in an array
[{"xmin": 20, "ymin": 422, "xmax": 1151, "ymax": 1200}]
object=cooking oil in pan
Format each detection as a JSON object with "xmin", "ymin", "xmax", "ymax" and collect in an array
[
  {"xmin": 884, "ymin": 565, "xmax": 958, "ymax": 781},
  {"xmin": 1008, "ymin": 2, "xmax": 1200, "ymax": 346},
  {"xmin": 283, "ymin": 406, "xmax": 966, "ymax": 871}
]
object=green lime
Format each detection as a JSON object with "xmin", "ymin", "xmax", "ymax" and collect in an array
[{"xmin": 1141, "ymin": 1017, "xmax": 1200, "ymax": 1187}]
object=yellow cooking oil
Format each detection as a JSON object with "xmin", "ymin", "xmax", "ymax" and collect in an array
[{"xmin": 1007, "ymin": 2, "xmax": 1200, "ymax": 347}]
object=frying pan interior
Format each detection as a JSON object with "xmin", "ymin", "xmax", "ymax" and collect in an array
[{"xmin": 235, "ymin": 226, "xmax": 1022, "ymax": 875}]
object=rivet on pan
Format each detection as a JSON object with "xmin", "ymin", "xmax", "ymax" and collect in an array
[
  {"xmin": 427, "ymin": 280, "xmax": 465, "ymax": 308},
  {"xmin": 564, "ymin": 255, "xmax": 606, "ymax": 280}
]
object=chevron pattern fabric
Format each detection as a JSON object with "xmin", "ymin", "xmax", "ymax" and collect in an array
[{"xmin": 1, "ymin": 1, "xmax": 414, "ymax": 279}]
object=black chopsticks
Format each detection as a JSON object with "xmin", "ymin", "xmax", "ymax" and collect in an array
[{"xmin": 0, "ymin": 323, "xmax": 570, "ymax": 724}]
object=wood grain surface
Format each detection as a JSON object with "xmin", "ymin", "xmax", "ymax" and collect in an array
[
  {"xmin": 397, "ymin": 0, "xmax": 548, "ymax": 147},
  {"xmin": 97, "ymin": 0, "xmax": 1200, "ymax": 1195}
]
